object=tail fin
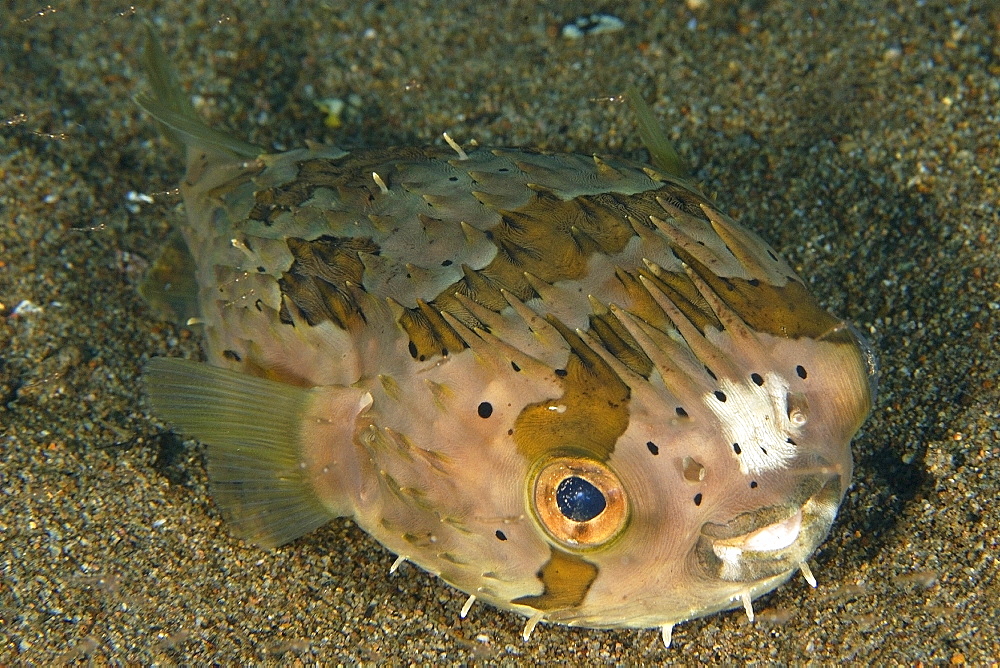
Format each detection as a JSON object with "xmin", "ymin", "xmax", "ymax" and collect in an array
[{"xmin": 136, "ymin": 23, "xmax": 262, "ymax": 158}]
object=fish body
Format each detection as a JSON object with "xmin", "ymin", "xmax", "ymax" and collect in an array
[{"xmin": 140, "ymin": 29, "xmax": 875, "ymax": 641}]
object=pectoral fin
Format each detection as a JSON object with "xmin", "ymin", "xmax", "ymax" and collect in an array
[
  {"xmin": 139, "ymin": 231, "xmax": 200, "ymax": 325},
  {"xmin": 145, "ymin": 357, "xmax": 370, "ymax": 548}
]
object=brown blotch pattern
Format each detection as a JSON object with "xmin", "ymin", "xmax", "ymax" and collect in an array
[
  {"xmin": 511, "ymin": 548, "xmax": 600, "ymax": 612},
  {"xmin": 588, "ymin": 307, "xmax": 655, "ymax": 378},
  {"xmin": 249, "ymin": 151, "xmax": 431, "ymax": 225},
  {"xmin": 513, "ymin": 317, "xmax": 630, "ymax": 463},
  {"xmin": 669, "ymin": 244, "xmax": 845, "ymax": 340},
  {"xmin": 279, "ymin": 235, "xmax": 378, "ymax": 328},
  {"xmin": 263, "ymin": 149, "xmax": 841, "ymax": 375},
  {"xmin": 403, "ymin": 189, "xmax": 638, "ymax": 361}
]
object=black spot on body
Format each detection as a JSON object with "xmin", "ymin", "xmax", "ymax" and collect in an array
[
  {"xmin": 441, "ymin": 259, "xmax": 453, "ymax": 266},
  {"xmin": 222, "ymin": 349, "xmax": 241, "ymax": 362},
  {"xmin": 555, "ymin": 368, "xmax": 568, "ymax": 377},
  {"xmin": 748, "ymin": 278, "xmax": 760, "ymax": 286},
  {"xmin": 796, "ymin": 365, "xmax": 808, "ymax": 379},
  {"xmin": 478, "ymin": 401, "xmax": 494, "ymax": 418},
  {"xmin": 750, "ymin": 480, "xmax": 758, "ymax": 488},
  {"xmin": 257, "ymin": 266, "xmax": 266, "ymax": 273},
  {"xmin": 449, "ymin": 176, "xmax": 459, "ymax": 181},
  {"xmin": 646, "ymin": 441, "xmax": 659, "ymax": 455},
  {"xmin": 408, "ymin": 340, "xmax": 418, "ymax": 358},
  {"xmin": 694, "ymin": 493, "xmax": 703, "ymax": 506},
  {"xmin": 751, "ymin": 372, "xmax": 764, "ymax": 386},
  {"xmin": 511, "ymin": 361, "xmax": 521, "ymax": 372},
  {"xmin": 495, "ymin": 530, "xmax": 507, "ymax": 541},
  {"xmin": 676, "ymin": 406, "xmax": 688, "ymax": 417},
  {"xmin": 714, "ymin": 390, "xmax": 727, "ymax": 402},
  {"xmin": 705, "ymin": 367, "xmax": 717, "ymax": 380},
  {"xmin": 787, "ymin": 437, "xmax": 797, "ymax": 445},
  {"xmin": 733, "ymin": 443, "xmax": 742, "ymax": 455}
]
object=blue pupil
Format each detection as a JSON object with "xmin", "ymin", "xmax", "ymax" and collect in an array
[{"xmin": 555, "ymin": 476, "xmax": 607, "ymax": 522}]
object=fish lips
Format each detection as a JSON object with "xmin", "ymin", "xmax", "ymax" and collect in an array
[{"xmin": 695, "ymin": 473, "xmax": 843, "ymax": 584}]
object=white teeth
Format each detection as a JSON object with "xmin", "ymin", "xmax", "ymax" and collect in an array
[
  {"xmin": 742, "ymin": 509, "xmax": 803, "ymax": 552},
  {"xmin": 522, "ymin": 612, "xmax": 544, "ymax": 641},
  {"xmin": 741, "ymin": 591, "xmax": 755, "ymax": 622},
  {"xmin": 799, "ymin": 561, "xmax": 818, "ymax": 588},
  {"xmin": 660, "ymin": 623, "xmax": 674, "ymax": 648},
  {"xmin": 460, "ymin": 594, "xmax": 476, "ymax": 619},
  {"xmin": 711, "ymin": 509, "xmax": 804, "ymax": 573}
]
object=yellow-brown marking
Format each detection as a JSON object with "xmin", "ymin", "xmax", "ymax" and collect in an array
[
  {"xmin": 513, "ymin": 317, "xmax": 630, "ymax": 463},
  {"xmin": 670, "ymin": 244, "xmax": 845, "ymax": 340},
  {"xmin": 278, "ymin": 235, "xmax": 377, "ymax": 328},
  {"xmin": 511, "ymin": 548, "xmax": 600, "ymax": 611}
]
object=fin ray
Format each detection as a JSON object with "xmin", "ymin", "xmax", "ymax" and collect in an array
[
  {"xmin": 145, "ymin": 357, "xmax": 334, "ymax": 548},
  {"xmin": 139, "ymin": 231, "xmax": 200, "ymax": 324},
  {"xmin": 625, "ymin": 85, "xmax": 687, "ymax": 178},
  {"xmin": 137, "ymin": 23, "xmax": 262, "ymax": 158}
]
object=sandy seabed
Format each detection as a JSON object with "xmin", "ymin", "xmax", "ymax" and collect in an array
[{"xmin": 1, "ymin": 1, "xmax": 998, "ymax": 664}]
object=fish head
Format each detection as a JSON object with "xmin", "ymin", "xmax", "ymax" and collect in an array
[{"xmin": 509, "ymin": 285, "xmax": 877, "ymax": 629}]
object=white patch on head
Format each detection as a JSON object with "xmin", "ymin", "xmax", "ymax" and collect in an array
[{"xmin": 702, "ymin": 372, "xmax": 800, "ymax": 475}]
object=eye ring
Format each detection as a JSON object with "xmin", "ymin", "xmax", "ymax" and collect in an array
[{"xmin": 529, "ymin": 456, "xmax": 629, "ymax": 550}]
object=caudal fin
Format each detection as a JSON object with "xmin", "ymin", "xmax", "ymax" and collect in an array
[{"xmin": 135, "ymin": 23, "xmax": 262, "ymax": 159}]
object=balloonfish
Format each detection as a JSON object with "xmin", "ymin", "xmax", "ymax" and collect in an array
[{"xmin": 137, "ymin": 26, "xmax": 876, "ymax": 647}]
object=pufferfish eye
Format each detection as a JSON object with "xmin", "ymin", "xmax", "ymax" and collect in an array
[
  {"xmin": 530, "ymin": 456, "xmax": 629, "ymax": 550},
  {"xmin": 556, "ymin": 476, "xmax": 606, "ymax": 521}
]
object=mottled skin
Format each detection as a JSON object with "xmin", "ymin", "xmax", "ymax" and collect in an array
[{"xmin": 141, "ymin": 33, "xmax": 875, "ymax": 639}]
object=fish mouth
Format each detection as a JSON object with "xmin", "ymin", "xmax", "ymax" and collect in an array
[{"xmin": 695, "ymin": 474, "xmax": 843, "ymax": 583}]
